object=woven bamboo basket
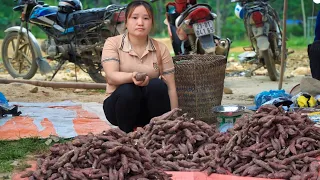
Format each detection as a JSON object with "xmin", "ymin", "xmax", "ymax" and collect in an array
[{"xmin": 173, "ymin": 54, "xmax": 227, "ymax": 124}]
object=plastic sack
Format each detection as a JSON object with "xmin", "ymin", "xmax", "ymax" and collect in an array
[
  {"xmin": 291, "ymin": 92, "xmax": 317, "ymax": 108},
  {"xmin": 0, "ymin": 92, "xmax": 9, "ymax": 109},
  {"xmin": 0, "ymin": 92, "xmax": 21, "ymax": 117},
  {"xmin": 255, "ymin": 90, "xmax": 292, "ymax": 108},
  {"xmin": 234, "ymin": 3, "xmax": 245, "ymax": 19},
  {"xmin": 315, "ymin": 94, "xmax": 320, "ymax": 105},
  {"xmin": 262, "ymin": 97, "xmax": 293, "ymax": 111}
]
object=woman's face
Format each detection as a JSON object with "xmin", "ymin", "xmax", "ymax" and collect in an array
[{"xmin": 126, "ymin": 5, "xmax": 153, "ymax": 38}]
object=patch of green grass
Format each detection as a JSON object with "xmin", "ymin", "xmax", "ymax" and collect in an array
[
  {"xmin": 0, "ymin": 138, "xmax": 49, "ymax": 173},
  {"xmin": 89, "ymin": 89, "xmax": 105, "ymax": 93},
  {"xmin": 230, "ymin": 40, "xmax": 251, "ymax": 48},
  {"xmin": 287, "ymin": 36, "xmax": 309, "ymax": 49},
  {"xmin": 228, "ymin": 51, "xmax": 243, "ymax": 61},
  {"xmin": 230, "ymin": 37, "xmax": 309, "ymax": 49},
  {"xmin": 96, "ymin": 89, "xmax": 105, "ymax": 93}
]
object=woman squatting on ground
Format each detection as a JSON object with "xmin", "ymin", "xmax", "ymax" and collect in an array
[{"xmin": 101, "ymin": 0, "xmax": 179, "ymax": 133}]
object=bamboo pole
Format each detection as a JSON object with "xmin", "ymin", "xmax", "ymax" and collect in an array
[
  {"xmin": 278, "ymin": 0, "xmax": 288, "ymax": 90},
  {"xmin": 0, "ymin": 78, "xmax": 106, "ymax": 89}
]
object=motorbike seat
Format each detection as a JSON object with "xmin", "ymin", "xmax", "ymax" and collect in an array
[
  {"xmin": 57, "ymin": 6, "xmax": 119, "ymax": 28},
  {"xmin": 175, "ymin": 4, "xmax": 212, "ymax": 27}
]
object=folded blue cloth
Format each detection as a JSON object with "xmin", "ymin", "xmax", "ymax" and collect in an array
[{"xmin": 0, "ymin": 92, "xmax": 9, "ymax": 109}]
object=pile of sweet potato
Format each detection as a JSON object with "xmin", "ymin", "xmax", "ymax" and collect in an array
[
  {"xmin": 129, "ymin": 108, "xmax": 231, "ymax": 171},
  {"xmin": 21, "ymin": 105, "xmax": 320, "ymax": 179},
  {"xmin": 203, "ymin": 105, "xmax": 320, "ymax": 180},
  {"xmin": 22, "ymin": 128, "xmax": 172, "ymax": 180}
]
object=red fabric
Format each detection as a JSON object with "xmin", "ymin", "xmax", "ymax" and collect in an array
[
  {"xmin": 251, "ymin": 11, "xmax": 263, "ymax": 27},
  {"xmin": 175, "ymin": 0, "xmax": 187, "ymax": 13}
]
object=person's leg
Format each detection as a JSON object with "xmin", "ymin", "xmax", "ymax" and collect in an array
[
  {"xmin": 314, "ymin": 11, "xmax": 320, "ymax": 41},
  {"xmin": 135, "ymin": 98, "xmax": 150, "ymax": 128},
  {"xmin": 141, "ymin": 78, "xmax": 171, "ymax": 124},
  {"xmin": 103, "ymin": 83, "xmax": 142, "ymax": 133},
  {"xmin": 103, "ymin": 97, "xmax": 117, "ymax": 126},
  {"xmin": 308, "ymin": 41, "xmax": 320, "ymax": 81}
]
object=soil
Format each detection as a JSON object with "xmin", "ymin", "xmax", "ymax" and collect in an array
[
  {"xmin": 0, "ymin": 38, "xmax": 311, "ymax": 106},
  {"xmin": 0, "ymin": 40, "xmax": 311, "ymax": 180}
]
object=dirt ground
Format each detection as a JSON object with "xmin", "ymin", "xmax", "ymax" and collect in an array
[
  {"xmin": 0, "ymin": 38, "xmax": 311, "ymax": 107},
  {"xmin": 0, "ymin": 42, "xmax": 311, "ymax": 179}
]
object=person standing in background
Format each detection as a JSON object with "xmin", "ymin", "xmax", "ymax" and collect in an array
[
  {"xmin": 314, "ymin": 0, "xmax": 320, "ymax": 41},
  {"xmin": 308, "ymin": 0, "xmax": 320, "ymax": 80}
]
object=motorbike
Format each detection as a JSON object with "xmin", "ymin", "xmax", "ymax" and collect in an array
[
  {"xmin": 151, "ymin": 0, "xmax": 231, "ymax": 56},
  {"xmin": 233, "ymin": 0, "xmax": 287, "ymax": 81},
  {"xmin": 1, "ymin": 0, "xmax": 126, "ymax": 83}
]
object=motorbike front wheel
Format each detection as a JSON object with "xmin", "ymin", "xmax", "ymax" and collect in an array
[
  {"xmin": 261, "ymin": 49, "xmax": 278, "ymax": 81},
  {"xmin": 87, "ymin": 65, "xmax": 105, "ymax": 83},
  {"xmin": 1, "ymin": 32, "xmax": 38, "ymax": 79}
]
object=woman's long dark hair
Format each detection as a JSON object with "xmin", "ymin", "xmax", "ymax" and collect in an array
[{"xmin": 125, "ymin": 0, "xmax": 155, "ymax": 28}]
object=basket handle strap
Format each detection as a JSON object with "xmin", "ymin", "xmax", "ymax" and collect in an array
[{"xmin": 151, "ymin": 38, "xmax": 164, "ymax": 80}]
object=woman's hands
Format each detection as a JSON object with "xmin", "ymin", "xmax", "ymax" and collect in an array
[{"xmin": 132, "ymin": 72, "xmax": 149, "ymax": 86}]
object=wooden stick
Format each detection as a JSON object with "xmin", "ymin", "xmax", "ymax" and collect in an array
[{"xmin": 278, "ymin": 0, "xmax": 288, "ymax": 90}]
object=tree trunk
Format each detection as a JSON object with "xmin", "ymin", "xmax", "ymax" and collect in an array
[
  {"xmin": 157, "ymin": 0, "xmax": 164, "ymax": 34},
  {"xmin": 221, "ymin": 0, "xmax": 229, "ymax": 24},
  {"xmin": 216, "ymin": 0, "xmax": 221, "ymax": 37},
  {"xmin": 301, "ymin": 0, "xmax": 306, "ymax": 38}
]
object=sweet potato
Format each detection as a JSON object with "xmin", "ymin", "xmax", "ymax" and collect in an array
[
  {"xmin": 268, "ymin": 161, "xmax": 288, "ymax": 170},
  {"xmin": 134, "ymin": 72, "xmax": 147, "ymax": 81},
  {"xmin": 253, "ymin": 158, "xmax": 274, "ymax": 173},
  {"xmin": 278, "ymin": 134, "xmax": 286, "ymax": 148},
  {"xmin": 265, "ymin": 150, "xmax": 277, "ymax": 158},
  {"xmin": 270, "ymin": 139, "xmax": 279, "ymax": 152},
  {"xmin": 309, "ymin": 161, "xmax": 320, "ymax": 173},
  {"xmin": 303, "ymin": 156, "xmax": 317, "ymax": 163},
  {"xmin": 20, "ymin": 170, "xmax": 34, "ymax": 178},
  {"xmin": 301, "ymin": 172, "xmax": 317, "ymax": 180},
  {"xmin": 178, "ymin": 160, "xmax": 198, "ymax": 168},
  {"xmin": 233, "ymin": 161, "xmax": 254, "ymax": 174},
  {"xmin": 256, "ymin": 144, "xmax": 272, "ymax": 153},
  {"xmin": 51, "ymin": 149, "xmax": 74, "ymax": 169},
  {"xmin": 247, "ymin": 165, "xmax": 264, "ymax": 176},
  {"xmin": 282, "ymin": 149, "xmax": 320, "ymax": 164},
  {"xmin": 271, "ymin": 171, "xmax": 292, "ymax": 179},
  {"xmin": 289, "ymin": 141, "xmax": 297, "ymax": 155},
  {"xmin": 290, "ymin": 175, "xmax": 302, "ymax": 180},
  {"xmin": 70, "ymin": 148, "xmax": 80, "ymax": 163}
]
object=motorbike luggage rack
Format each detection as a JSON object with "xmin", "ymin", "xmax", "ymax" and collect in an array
[
  {"xmin": 49, "ymin": 11, "xmax": 107, "ymax": 81},
  {"xmin": 243, "ymin": 47, "xmax": 254, "ymax": 51},
  {"xmin": 71, "ymin": 11, "xmax": 106, "ymax": 43}
]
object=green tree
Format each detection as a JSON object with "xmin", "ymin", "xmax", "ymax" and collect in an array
[{"xmin": 0, "ymin": 0, "xmax": 319, "ymax": 40}]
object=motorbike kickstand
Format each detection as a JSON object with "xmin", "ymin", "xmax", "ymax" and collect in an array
[
  {"xmin": 287, "ymin": 50, "xmax": 295, "ymax": 55},
  {"xmin": 49, "ymin": 59, "xmax": 66, "ymax": 81},
  {"xmin": 250, "ymin": 64, "xmax": 263, "ymax": 74}
]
